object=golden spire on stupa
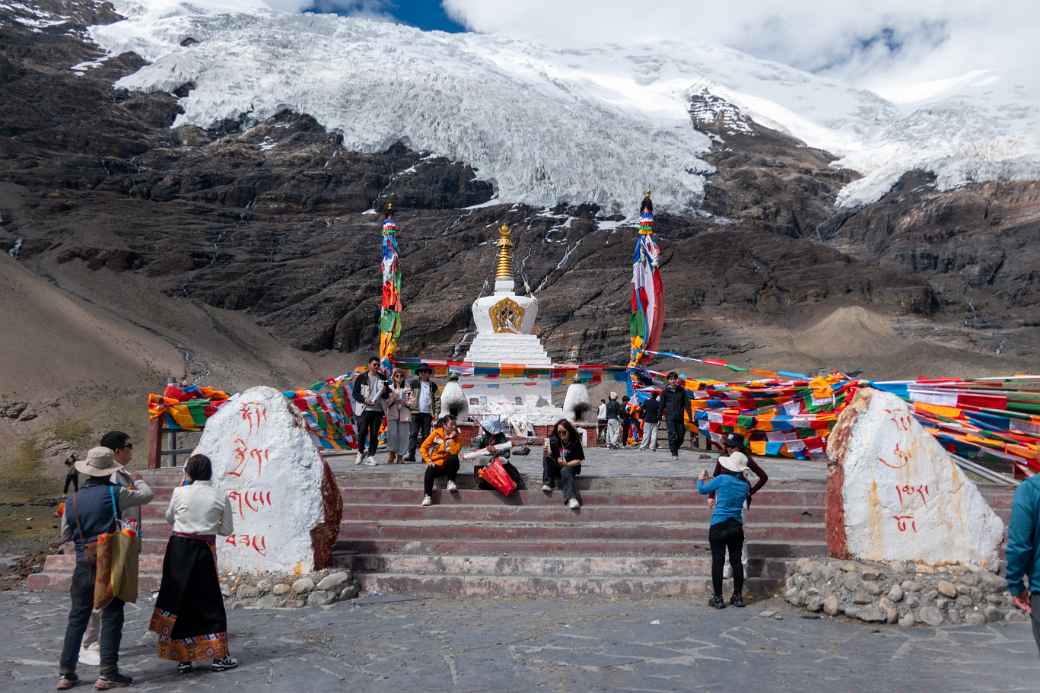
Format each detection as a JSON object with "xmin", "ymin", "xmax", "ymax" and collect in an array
[{"xmin": 495, "ymin": 223, "xmax": 514, "ymax": 282}]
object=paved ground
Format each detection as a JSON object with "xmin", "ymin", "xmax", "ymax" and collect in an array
[
  {"xmin": 4, "ymin": 589, "xmax": 1037, "ymax": 692},
  {"xmin": 328, "ymin": 445, "xmax": 829, "ymax": 482}
]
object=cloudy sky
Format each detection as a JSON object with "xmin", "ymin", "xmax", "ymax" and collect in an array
[{"xmin": 292, "ymin": 1, "xmax": 1035, "ymax": 102}]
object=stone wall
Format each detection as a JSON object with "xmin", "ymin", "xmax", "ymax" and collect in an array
[{"xmin": 783, "ymin": 558, "xmax": 1026, "ymax": 627}]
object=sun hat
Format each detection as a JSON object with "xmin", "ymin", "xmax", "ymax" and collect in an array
[
  {"xmin": 718, "ymin": 451, "xmax": 749, "ymax": 474},
  {"xmin": 75, "ymin": 446, "xmax": 124, "ymax": 477}
]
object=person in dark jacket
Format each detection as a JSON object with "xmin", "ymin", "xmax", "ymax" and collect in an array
[
  {"xmin": 351, "ymin": 356, "xmax": 389, "ymax": 466},
  {"xmin": 638, "ymin": 393, "xmax": 661, "ymax": 451},
  {"xmin": 660, "ymin": 372, "xmax": 692, "ymax": 458},
  {"xmin": 542, "ymin": 419, "xmax": 585, "ymax": 509},
  {"xmin": 406, "ymin": 365, "xmax": 439, "ymax": 462},
  {"xmin": 63, "ymin": 453, "xmax": 79, "ymax": 493},
  {"xmin": 1006, "ymin": 474, "xmax": 1040, "ymax": 653},
  {"xmin": 56, "ymin": 447, "xmax": 153, "ymax": 691},
  {"xmin": 620, "ymin": 395, "xmax": 633, "ymax": 447}
]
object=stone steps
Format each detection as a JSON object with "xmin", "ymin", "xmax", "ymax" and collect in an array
[
  {"xmin": 354, "ymin": 572, "xmax": 773, "ymax": 598},
  {"xmin": 27, "ymin": 469, "xmax": 1016, "ymax": 598}
]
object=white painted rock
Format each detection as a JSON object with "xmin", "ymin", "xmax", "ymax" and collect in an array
[
  {"xmin": 826, "ymin": 387, "xmax": 1004, "ymax": 569},
  {"xmin": 440, "ymin": 379, "xmax": 469, "ymax": 421},
  {"xmin": 563, "ymin": 384, "xmax": 591, "ymax": 422},
  {"xmin": 193, "ymin": 386, "xmax": 341, "ymax": 574}
]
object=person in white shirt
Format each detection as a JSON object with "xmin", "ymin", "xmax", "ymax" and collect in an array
[
  {"xmin": 596, "ymin": 399, "xmax": 608, "ymax": 444},
  {"xmin": 405, "ymin": 365, "xmax": 439, "ymax": 462},
  {"xmin": 149, "ymin": 455, "xmax": 237, "ymax": 675}
]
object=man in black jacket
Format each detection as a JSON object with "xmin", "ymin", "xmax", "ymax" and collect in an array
[
  {"xmin": 405, "ymin": 364, "xmax": 439, "ymax": 462},
  {"xmin": 638, "ymin": 392, "xmax": 661, "ymax": 451},
  {"xmin": 660, "ymin": 372, "xmax": 692, "ymax": 458}
]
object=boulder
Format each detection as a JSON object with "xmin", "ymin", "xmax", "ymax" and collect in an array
[
  {"xmin": 825, "ymin": 388, "xmax": 1004, "ymax": 569},
  {"xmin": 316, "ymin": 572, "xmax": 350, "ymax": 592},
  {"xmin": 918, "ymin": 607, "xmax": 944, "ymax": 627},
  {"xmin": 193, "ymin": 386, "xmax": 342, "ymax": 574}
]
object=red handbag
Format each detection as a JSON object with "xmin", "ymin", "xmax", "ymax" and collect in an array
[{"xmin": 478, "ymin": 458, "xmax": 518, "ymax": 497}]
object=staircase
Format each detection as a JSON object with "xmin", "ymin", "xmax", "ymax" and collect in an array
[{"xmin": 27, "ymin": 468, "xmax": 1016, "ymax": 598}]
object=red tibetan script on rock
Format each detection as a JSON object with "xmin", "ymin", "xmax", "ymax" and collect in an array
[
  {"xmin": 226, "ymin": 437, "xmax": 270, "ymax": 478},
  {"xmin": 224, "ymin": 533, "xmax": 267, "ymax": 556},
  {"xmin": 878, "ymin": 442, "xmax": 913, "ymax": 470},
  {"xmin": 227, "ymin": 489, "xmax": 273, "ymax": 519},
  {"xmin": 895, "ymin": 484, "xmax": 929, "ymax": 508},
  {"xmin": 892, "ymin": 514, "xmax": 919, "ymax": 533},
  {"xmin": 239, "ymin": 402, "xmax": 268, "ymax": 435}
]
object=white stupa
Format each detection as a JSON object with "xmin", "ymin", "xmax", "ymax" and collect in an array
[{"xmin": 461, "ymin": 224, "xmax": 565, "ymax": 426}]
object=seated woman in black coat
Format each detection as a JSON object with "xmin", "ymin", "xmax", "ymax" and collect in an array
[{"xmin": 541, "ymin": 418, "xmax": 585, "ymax": 509}]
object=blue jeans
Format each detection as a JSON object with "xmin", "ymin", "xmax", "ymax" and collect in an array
[{"xmin": 59, "ymin": 557, "xmax": 125, "ymax": 676}]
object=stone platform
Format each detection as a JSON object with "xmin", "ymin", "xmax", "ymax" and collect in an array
[{"xmin": 26, "ymin": 449, "xmax": 1015, "ymax": 599}]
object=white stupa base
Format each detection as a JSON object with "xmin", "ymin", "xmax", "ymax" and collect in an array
[
  {"xmin": 463, "ymin": 333, "xmax": 552, "ymax": 366},
  {"xmin": 461, "ymin": 375, "xmax": 565, "ymax": 427}
]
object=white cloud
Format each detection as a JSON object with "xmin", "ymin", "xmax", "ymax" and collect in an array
[{"xmin": 442, "ymin": 0, "xmax": 1040, "ymax": 100}]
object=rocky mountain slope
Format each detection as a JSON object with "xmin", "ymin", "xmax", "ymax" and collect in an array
[{"xmin": 0, "ymin": 0, "xmax": 1037, "ymax": 466}]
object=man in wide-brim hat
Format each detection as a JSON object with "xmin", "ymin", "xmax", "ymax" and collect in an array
[
  {"xmin": 57, "ymin": 444, "xmax": 153, "ymax": 690},
  {"xmin": 406, "ymin": 364, "xmax": 439, "ymax": 462},
  {"xmin": 74, "ymin": 446, "xmax": 124, "ymax": 477}
]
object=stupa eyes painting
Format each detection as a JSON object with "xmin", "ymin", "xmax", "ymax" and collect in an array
[{"xmin": 489, "ymin": 297, "xmax": 525, "ymax": 334}]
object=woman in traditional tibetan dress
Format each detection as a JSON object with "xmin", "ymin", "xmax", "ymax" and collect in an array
[{"xmin": 150, "ymin": 454, "xmax": 238, "ymax": 674}]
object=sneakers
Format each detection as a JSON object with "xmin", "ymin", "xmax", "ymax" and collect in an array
[
  {"xmin": 211, "ymin": 656, "xmax": 239, "ymax": 672},
  {"xmin": 446, "ymin": 480, "xmax": 458, "ymax": 493},
  {"xmin": 354, "ymin": 451, "xmax": 364, "ymax": 465},
  {"xmin": 177, "ymin": 662, "xmax": 193, "ymax": 674},
  {"xmin": 94, "ymin": 672, "xmax": 133, "ymax": 689},
  {"xmin": 541, "ymin": 484, "xmax": 553, "ymax": 493},
  {"xmin": 362, "ymin": 456, "xmax": 378, "ymax": 466},
  {"xmin": 420, "ymin": 495, "xmax": 432, "ymax": 507},
  {"xmin": 708, "ymin": 595, "xmax": 727, "ymax": 609},
  {"xmin": 730, "ymin": 594, "xmax": 746, "ymax": 608},
  {"xmin": 79, "ymin": 642, "xmax": 101, "ymax": 667},
  {"xmin": 404, "ymin": 455, "xmax": 416, "ymax": 463},
  {"xmin": 567, "ymin": 498, "xmax": 580, "ymax": 510},
  {"xmin": 56, "ymin": 673, "xmax": 79, "ymax": 690}
]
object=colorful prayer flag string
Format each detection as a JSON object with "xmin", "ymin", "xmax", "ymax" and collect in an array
[
  {"xmin": 378, "ymin": 199, "xmax": 402, "ymax": 372},
  {"xmin": 627, "ymin": 191, "xmax": 664, "ymax": 390}
]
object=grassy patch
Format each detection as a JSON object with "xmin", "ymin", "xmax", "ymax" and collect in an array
[
  {"xmin": 0, "ymin": 435, "xmax": 55, "ymax": 503},
  {"xmin": 49, "ymin": 418, "xmax": 93, "ymax": 448}
]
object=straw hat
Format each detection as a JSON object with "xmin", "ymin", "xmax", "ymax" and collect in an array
[
  {"xmin": 75, "ymin": 446, "xmax": 124, "ymax": 477},
  {"xmin": 718, "ymin": 451, "xmax": 749, "ymax": 474}
]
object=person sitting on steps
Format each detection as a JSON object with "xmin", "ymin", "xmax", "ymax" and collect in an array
[
  {"xmin": 542, "ymin": 418, "xmax": 585, "ymax": 510},
  {"xmin": 419, "ymin": 415, "xmax": 462, "ymax": 507},
  {"xmin": 697, "ymin": 449, "xmax": 751, "ymax": 609}
]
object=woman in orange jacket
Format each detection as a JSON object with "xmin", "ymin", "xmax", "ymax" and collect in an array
[{"xmin": 419, "ymin": 415, "xmax": 462, "ymax": 507}]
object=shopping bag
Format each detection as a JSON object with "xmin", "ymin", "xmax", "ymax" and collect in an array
[
  {"xmin": 93, "ymin": 488, "xmax": 139, "ymax": 608},
  {"xmin": 477, "ymin": 458, "xmax": 517, "ymax": 497}
]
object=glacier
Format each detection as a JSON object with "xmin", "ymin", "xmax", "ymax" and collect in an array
[{"xmin": 85, "ymin": 0, "xmax": 1040, "ymax": 211}]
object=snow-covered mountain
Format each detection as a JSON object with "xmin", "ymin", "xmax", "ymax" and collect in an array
[{"xmin": 82, "ymin": 0, "xmax": 1040, "ymax": 211}]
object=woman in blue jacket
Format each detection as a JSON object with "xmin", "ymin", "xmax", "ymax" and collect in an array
[{"xmin": 697, "ymin": 451, "xmax": 751, "ymax": 608}]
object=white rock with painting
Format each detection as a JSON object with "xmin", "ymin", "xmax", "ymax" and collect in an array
[
  {"xmin": 826, "ymin": 387, "xmax": 1005, "ymax": 570},
  {"xmin": 192, "ymin": 385, "xmax": 332, "ymax": 574}
]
